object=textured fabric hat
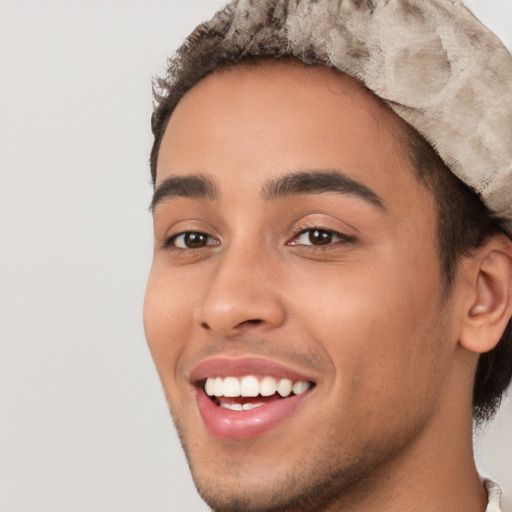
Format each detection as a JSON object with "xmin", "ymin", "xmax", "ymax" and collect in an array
[{"xmin": 155, "ymin": 0, "xmax": 512, "ymax": 232}]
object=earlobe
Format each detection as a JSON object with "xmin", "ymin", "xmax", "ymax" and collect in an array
[{"xmin": 460, "ymin": 244, "xmax": 512, "ymax": 354}]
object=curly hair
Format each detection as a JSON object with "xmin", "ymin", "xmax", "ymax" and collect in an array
[{"xmin": 149, "ymin": 1, "xmax": 512, "ymax": 423}]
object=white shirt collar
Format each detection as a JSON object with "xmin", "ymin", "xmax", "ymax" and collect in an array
[{"xmin": 485, "ymin": 480, "xmax": 506, "ymax": 512}]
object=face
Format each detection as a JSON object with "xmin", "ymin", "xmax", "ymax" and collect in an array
[{"xmin": 144, "ymin": 61, "xmax": 460, "ymax": 511}]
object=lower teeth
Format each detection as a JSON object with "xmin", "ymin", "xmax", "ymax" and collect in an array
[{"xmin": 220, "ymin": 402, "xmax": 264, "ymax": 411}]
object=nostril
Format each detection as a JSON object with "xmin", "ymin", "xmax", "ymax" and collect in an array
[
  {"xmin": 199, "ymin": 318, "xmax": 272, "ymax": 336},
  {"xmin": 200, "ymin": 318, "xmax": 263, "ymax": 334},
  {"xmin": 243, "ymin": 319, "xmax": 263, "ymax": 326}
]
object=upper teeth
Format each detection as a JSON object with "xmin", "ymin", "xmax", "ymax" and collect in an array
[{"xmin": 204, "ymin": 376, "xmax": 311, "ymax": 398}]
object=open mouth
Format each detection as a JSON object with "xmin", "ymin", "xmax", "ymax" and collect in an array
[
  {"xmin": 192, "ymin": 357, "xmax": 318, "ymax": 439},
  {"xmin": 203, "ymin": 375, "xmax": 315, "ymax": 411}
]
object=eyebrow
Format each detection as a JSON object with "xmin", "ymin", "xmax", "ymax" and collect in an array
[
  {"xmin": 150, "ymin": 174, "xmax": 217, "ymax": 212},
  {"xmin": 262, "ymin": 170, "xmax": 385, "ymax": 209},
  {"xmin": 150, "ymin": 169, "xmax": 385, "ymax": 212}
]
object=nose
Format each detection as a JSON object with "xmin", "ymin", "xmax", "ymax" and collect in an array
[{"xmin": 194, "ymin": 244, "xmax": 286, "ymax": 336}]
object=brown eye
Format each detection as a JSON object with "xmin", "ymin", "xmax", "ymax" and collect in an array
[
  {"xmin": 171, "ymin": 232, "xmax": 218, "ymax": 249},
  {"xmin": 308, "ymin": 229, "xmax": 332, "ymax": 245},
  {"xmin": 185, "ymin": 232, "xmax": 208, "ymax": 248},
  {"xmin": 288, "ymin": 228, "xmax": 355, "ymax": 248}
]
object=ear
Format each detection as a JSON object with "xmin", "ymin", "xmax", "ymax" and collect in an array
[{"xmin": 459, "ymin": 235, "xmax": 512, "ymax": 354}]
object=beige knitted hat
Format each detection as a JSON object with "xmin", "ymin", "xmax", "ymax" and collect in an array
[{"xmin": 158, "ymin": 0, "xmax": 512, "ymax": 232}]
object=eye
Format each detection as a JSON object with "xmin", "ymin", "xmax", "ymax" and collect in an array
[
  {"xmin": 168, "ymin": 231, "xmax": 219, "ymax": 249},
  {"xmin": 288, "ymin": 228, "xmax": 354, "ymax": 247}
]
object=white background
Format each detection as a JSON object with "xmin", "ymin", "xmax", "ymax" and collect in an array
[{"xmin": 0, "ymin": 1, "xmax": 510, "ymax": 511}]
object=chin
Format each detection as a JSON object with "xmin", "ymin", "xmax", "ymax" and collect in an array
[{"xmin": 178, "ymin": 423, "xmax": 390, "ymax": 512}]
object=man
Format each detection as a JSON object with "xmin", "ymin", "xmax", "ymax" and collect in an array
[{"xmin": 143, "ymin": 1, "xmax": 512, "ymax": 511}]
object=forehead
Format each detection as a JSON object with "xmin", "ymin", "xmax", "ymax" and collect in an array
[{"xmin": 156, "ymin": 60, "xmax": 425, "ymax": 212}]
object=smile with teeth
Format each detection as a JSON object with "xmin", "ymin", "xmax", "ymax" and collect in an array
[{"xmin": 204, "ymin": 375, "xmax": 313, "ymax": 411}]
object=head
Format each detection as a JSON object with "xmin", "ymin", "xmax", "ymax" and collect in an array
[{"xmin": 144, "ymin": 1, "xmax": 512, "ymax": 510}]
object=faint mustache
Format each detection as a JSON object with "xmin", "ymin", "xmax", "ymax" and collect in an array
[{"xmin": 187, "ymin": 334, "xmax": 328, "ymax": 376}]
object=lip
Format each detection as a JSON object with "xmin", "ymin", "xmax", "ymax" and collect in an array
[
  {"xmin": 196, "ymin": 386, "xmax": 312, "ymax": 440},
  {"xmin": 191, "ymin": 356, "xmax": 316, "ymax": 440},
  {"xmin": 190, "ymin": 356, "xmax": 315, "ymax": 383}
]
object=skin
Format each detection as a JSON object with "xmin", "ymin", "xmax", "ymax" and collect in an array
[{"xmin": 144, "ymin": 61, "xmax": 510, "ymax": 512}]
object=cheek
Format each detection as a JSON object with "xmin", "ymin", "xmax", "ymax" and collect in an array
[
  {"xmin": 290, "ymin": 254, "xmax": 447, "ymax": 404},
  {"xmin": 143, "ymin": 264, "xmax": 194, "ymax": 382}
]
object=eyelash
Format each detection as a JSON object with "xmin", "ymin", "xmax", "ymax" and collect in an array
[
  {"xmin": 163, "ymin": 231, "xmax": 219, "ymax": 250},
  {"xmin": 163, "ymin": 225, "xmax": 356, "ymax": 252},
  {"xmin": 287, "ymin": 225, "xmax": 356, "ymax": 250}
]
